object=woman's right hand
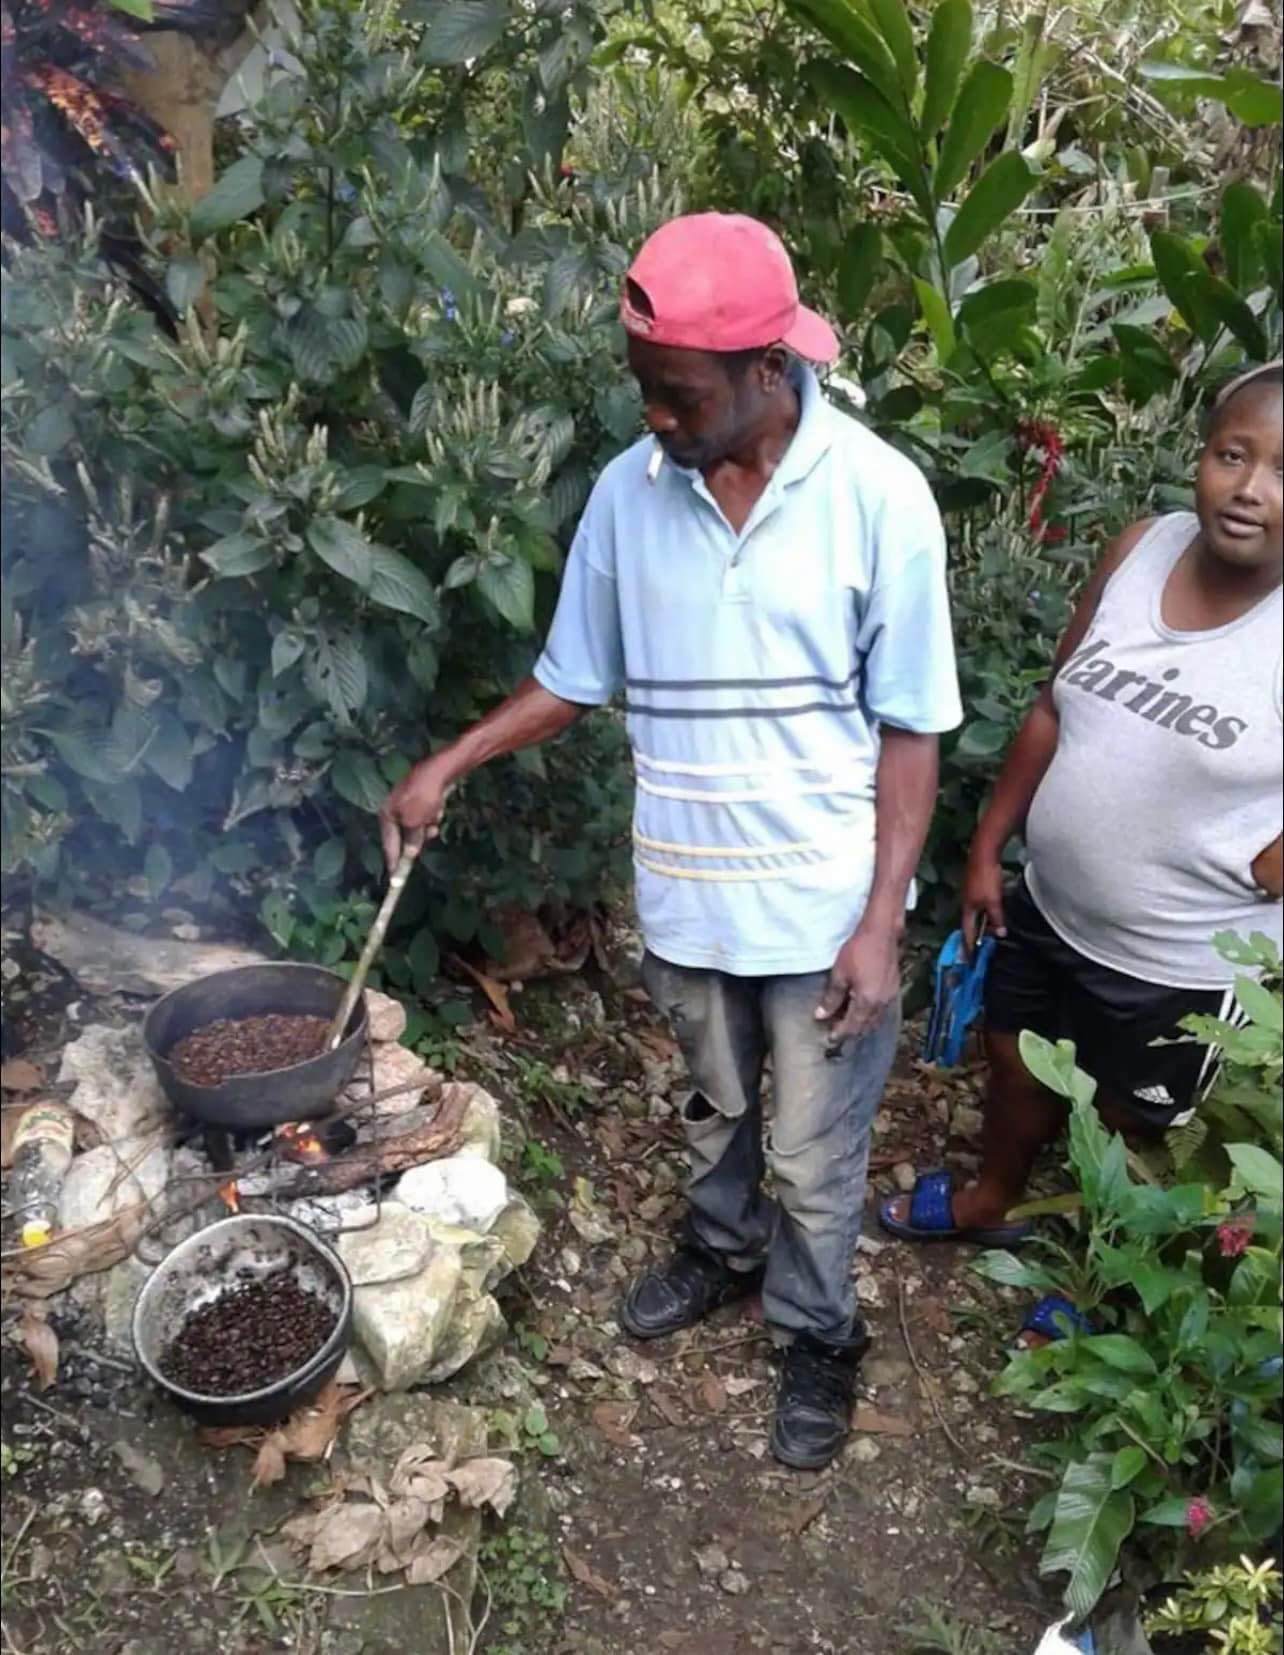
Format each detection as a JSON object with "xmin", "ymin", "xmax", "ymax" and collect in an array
[
  {"xmin": 379, "ymin": 754, "xmax": 455, "ymax": 871},
  {"xmin": 962, "ymin": 848, "xmax": 1007, "ymax": 954}
]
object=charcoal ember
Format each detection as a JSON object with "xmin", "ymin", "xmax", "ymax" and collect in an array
[
  {"xmin": 158, "ymin": 1268, "xmax": 337, "ymax": 1395},
  {"xmin": 168, "ymin": 1014, "xmax": 330, "ymax": 1086}
]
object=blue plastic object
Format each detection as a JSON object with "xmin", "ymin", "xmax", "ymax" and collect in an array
[{"xmin": 923, "ymin": 929, "xmax": 995, "ymax": 1067}]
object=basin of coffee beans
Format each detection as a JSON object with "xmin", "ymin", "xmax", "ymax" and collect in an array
[
  {"xmin": 168, "ymin": 1012, "xmax": 330, "ymax": 1087},
  {"xmin": 159, "ymin": 1266, "xmax": 338, "ymax": 1396}
]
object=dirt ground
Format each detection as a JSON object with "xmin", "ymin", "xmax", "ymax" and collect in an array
[{"xmin": 0, "ymin": 951, "xmax": 1067, "ymax": 1655}]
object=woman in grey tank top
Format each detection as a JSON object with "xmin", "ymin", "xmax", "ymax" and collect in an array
[{"xmin": 884, "ymin": 362, "xmax": 1282, "ymax": 1254}]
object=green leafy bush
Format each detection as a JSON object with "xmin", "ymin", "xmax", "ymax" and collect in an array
[
  {"xmin": 974, "ymin": 938, "xmax": 1284, "ymax": 1619},
  {"xmin": 1146, "ymin": 1555, "xmax": 1283, "ymax": 1653},
  {"xmin": 1, "ymin": 0, "xmax": 646, "ymax": 963}
]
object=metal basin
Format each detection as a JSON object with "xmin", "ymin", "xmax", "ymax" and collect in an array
[
  {"xmin": 142, "ymin": 962, "xmax": 367, "ymax": 1130},
  {"xmin": 132, "ymin": 1214, "xmax": 353, "ymax": 1428}
]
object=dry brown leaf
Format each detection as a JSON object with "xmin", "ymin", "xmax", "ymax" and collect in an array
[
  {"xmin": 723, "ymin": 1375, "xmax": 759, "ymax": 1399},
  {"xmin": 281, "ymin": 1511, "xmax": 323, "ymax": 1548},
  {"xmin": 445, "ymin": 1457, "xmax": 516, "ymax": 1517},
  {"xmin": 851, "ymin": 1406, "xmax": 915, "ymax": 1438},
  {"xmin": 251, "ymin": 1433, "xmax": 288, "ymax": 1488},
  {"xmin": 196, "ymin": 1425, "xmax": 261, "ymax": 1450},
  {"xmin": 562, "ymin": 1545, "xmax": 617, "ymax": 1600},
  {"xmin": 304, "ymin": 1502, "xmax": 385, "ymax": 1573},
  {"xmin": 278, "ymin": 1381, "xmax": 369, "ymax": 1462},
  {"xmin": 383, "ymin": 1496, "xmax": 431, "ymax": 1562},
  {"xmin": 648, "ymin": 1388, "xmax": 687, "ymax": 1428},
  {"xmin": 406, "ymin": 1535, "xmax": 465, "ymax": 1586},
  {"xmin": 0, "ymin": 1060, "xmax": 44, "ymax": 1092},
  {"xmin": 482, "ymin": 908, "xmax": 559, "ymax": 982},
  {"xmin": 590, "ymin": 1401, "xmax": 639, "ymax": 1450},
  {"xmin": 19, "ymin": 1308, "xmax": 58, "ymax": 1391},
  {"xmin": 389, "ymin": 1444, "xmax": 451, "ymax": 1518},
  {"xmin": 698, "ymin": 1372, "xmax": 728, "ymax": 1414},
  {"xmin": 782, "ymin": 1493, "xmax": 829, "ymax": 1538},
  {"xmin": 448, "ymin": 955, "xmax": 517, "ymax": 1034}
]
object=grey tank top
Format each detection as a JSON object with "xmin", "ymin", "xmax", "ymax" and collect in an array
[{"xmin": 1025, "ymin": 513, "xmax": 1283, "ymax": 989}]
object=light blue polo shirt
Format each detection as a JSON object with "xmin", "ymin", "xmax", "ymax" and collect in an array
[{"xmin": 534, "ymin": 367, "xmax": 962, "ymax": 976}]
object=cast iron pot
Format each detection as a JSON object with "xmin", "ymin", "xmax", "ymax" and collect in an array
[
  {"xmin": 132, "ymin": 1213, "xmax": 353, "ymax": 1428},
  {"xmin": 142, "ymin": 962, "xmax": 368, "ymax": 1130}
]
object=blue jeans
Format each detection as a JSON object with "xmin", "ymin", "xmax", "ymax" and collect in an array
[{"xmin": 641, "ymin": 952, "xmax": 900, "ymax": 1345}]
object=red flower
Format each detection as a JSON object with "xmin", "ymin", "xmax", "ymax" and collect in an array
[
  {"xmin": 1016, "ymin": 419, "xmax": 1066, "ymax": 544},
  {"xmin": 1217, "ymin": 1218, "xmax": 1254, "ymax": 1257},
  {"xmin": 1186, "ymin": 1496, "xmax": 1213, "ymax": 1539}
]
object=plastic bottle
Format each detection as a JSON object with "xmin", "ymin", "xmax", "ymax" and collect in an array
[{"xmin": 9, "ymin": 1102, "xmax": 75, "ymax": 1247}]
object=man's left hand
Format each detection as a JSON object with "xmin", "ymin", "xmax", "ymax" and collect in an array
[{"xmin": 814, "ymin": 923, "xmax": 902, "ymax": 1042}]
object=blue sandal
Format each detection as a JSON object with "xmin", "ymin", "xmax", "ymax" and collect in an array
[
  {"xmin": 1019, "ymin": 1294, "xmax": 1095, "ymax": 1343},
  {"xmin": 879, "ymin": 1170, "xmax": 1034, "ymax": 1247}
]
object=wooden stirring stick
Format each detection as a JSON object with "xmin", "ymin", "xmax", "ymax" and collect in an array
[{"xmin": 326, "ymin": 838, "xmax": 422, "ymax": 1051}]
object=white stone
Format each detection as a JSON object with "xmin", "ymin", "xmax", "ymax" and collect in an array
[
  {"xmin": 58, "ymin": 1141, "xmax": 170, "ymax": 1233},
  {"xmin": 952, "ymin": 1105, "xmax": 985, "ymax": 1141},
  {"xmin": 491, "ymin": 1195, "xmax": 540, "ymax": 1269},
  {"xmin": 454, "ymin": 1086, "xmax": 502, "ymax": 1163},
  {"xmin": 421, "ymin": 1218, "xmax": 510, "ymax": 1294},
  {"xmin": 353, "ymin": 1043, "xmax": 435, "ymax": 1119},
  {"xmin": 102, "ymin": 1257, "xmax": 151, "ymax": 1357},
  {"xmin": 364, "ymin": 990, "xmax": 407, "ymax": 1045},
  {"xmin": 418, "ymin": 1284, "xmax": 507, "ymax": 1384},
  {"xmin": 31, "ymin": 910, "xmax": 268, "ymax": 998},
  {"xmin": 892, "ymin": 1161, "xmax": 917, "ymax": 1193},
  {"xmin": 850, "ymin": 1438, "xmax": 881, "ymax": 1463},
  {"xmin": 338, "ymin": 1202, "xmax": 433, "ymax": 1288},
  {"xmin": 395, "ymin": 1156, "xmax": 509, "ymax": 1233},
  {"xmin": 341, "ymin": 1229, "xmax": 463, "ymax": 1392},
  {"xmin": 57, "ymin": 1025, "xmax": 171, "ymax": 1149}
]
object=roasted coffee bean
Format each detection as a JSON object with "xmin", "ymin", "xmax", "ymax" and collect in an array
[
  {"xmin": 168, "ymin": 1013, "xmax": 330, "ymax": 1087},
  {"xmin": 159, "ymin": 1268, "xmax": 337, "ymax": 1396}
]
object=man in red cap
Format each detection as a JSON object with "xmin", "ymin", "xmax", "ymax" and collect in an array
[{"xmin": 382, "ymin": 213, "xmax": 961, "ymax": 1469}]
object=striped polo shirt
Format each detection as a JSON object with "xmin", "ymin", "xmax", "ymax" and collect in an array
[{"xmin": 534, "ymin": 367, "xmax": 962, "ymax": 976}]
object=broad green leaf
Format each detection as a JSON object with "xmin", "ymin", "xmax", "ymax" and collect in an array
[
  {"xmin": 330, "ymin": 750, "xmax": 386, "ymax": 814},
  {"xmin": 971, "ymin": 1249, "xmax": 1059, "ymax": 1290},
  {"xmin": 272, "ymin": 631, "xmax": 306, "ymax": 678},
  {"xmin": 1040, "ymin": 1454, "xmax": 1135, "ymax": 1619},
  {"xmin": 476, "ymin": 557, "xmax": 535, "ymax": 631},
  {"xmin": 408, "ymin": 928, "xmax": 441, "ymax": 992},
  {"xmin": 335, "ymin": 468, "xmax": 388, "ymax": 512},
  {"xmin": 200, "ymin": 533, "xmax": 273, "ymax": 578},
  {"xmin": 957, "ymin": 278, "xmax": 1036, "ymax": 332},
  {"xmin": 165, "ymin": 256, "xmax": 205, "ymax": 314},
  {"xmin": 1021, "ymin": 1031, "xmax": 1091, "ymax": 1103},
  {"xmin": 808, "ymin": 63, "xmax": 928, "ymax": 213},
  {"xmin": 1080, "ymin": 1336, "xmax": 1156, "ymax": 1377},
  {"xmin": 954, "ymin": 717, "xmax": 1007, "ymax": 757},
  {"xmin": 1255, "ymin": 220, "xmax": 1282, "ymax": 298},
  {"xmin": 1221, "ymin": 181, "xmax": 1268, "ymax": 292},
  {"xmin": 421, "ymin": 0, "xmax": 510, "ymax": 65},
  {"xmin": 307, "ymin": 518, "xmax": 373, "ymax": 588},
  {"xmin": 1227, "ymin": 1142, "xmax": 1284, "ymax": 1199},
  {"xmin": 944, "ymin": 152, "xmax": 1037, "ymax": 268},
  {"xmin": 934, "ymin": 61, "xmax": 1012, "ymax": 202},
  {"xmin": 837, "ymin": 224, "xmax": 884, "ymax": 321},
  {"xmin": 959, "ymin": 429, "xmax": 1016, "ymax": 480},
  {"xmin": 912, "ymin": 277, "xmax": 956, "ymax": 361},
  {"xmin": 1138, "ymin": 1496, "xmax": 1191, "ymax": 1527},
  {"xmin": 1110, "ymin": 1448, "xmax": 1147, "ymax": 1490},
  {"xmin": 1139, "ymin": 61, "xmax": 1283, "ymax": 127},
  {"xmin": 313, "ymin": 839, "xmax": 346, "ymax": 884},
  {"xmin": 367, "ymin": 547, "xmax": 441, "ymax": 627},
  {"xmin": 143, "ymin": 843, "xmax": 173, "ymax": 897},
  {"xmin": 108, "ymin": 0, "xmax": 154, "ymax": 17},
  {"xmin": 1037, "ymin": 206, "xmax": 1074, "ymax": 336},
  {"xmin": 1150, "ymin": 231, "xmax": 1217, "ymax": 341},
  {"xmin": 143, "ymin": 713, "xmax": 194, "ymax": 792},
  {"xmin": 543, "ymin": 250, "xmax": 595, "ymax": 320},
  {"xmin": 83, "ymin": 778, "xmax": 143, "ymax": 844},
  {"xmin": 1194, "ymin": 276, "xmax": 1267, "ymax": 357},
  {"xmin": 190, "ymin": 156, "xmax": 265, "ymax": 238},
  {"xmin": 865, "ymin": 0, "xmax": 918, "ymax": 100},
  {"xmin": 1233, "ymin": 974, "xmax": 1283, "ymax": 1034},
  {"xmin": 420, "ymin": 232, "xmax": 483, "ymax": 303},
  {"xmin": 922, "ymin": 0, "xmax": 972, "ymax": 135},
  {"xmin": 790, "ymin": 1, "xmax": 901, "ymax": 105},
  {"xmin": 305, "ymin": 633, "xmax": 367, "ymax": 724}
]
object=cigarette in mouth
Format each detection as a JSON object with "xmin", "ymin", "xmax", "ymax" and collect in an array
[{"xmin": 646, "ymin": 445, "xmax": 663, "ymax": 483}]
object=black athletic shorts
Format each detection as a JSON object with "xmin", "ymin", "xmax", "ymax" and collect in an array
[{"xmin": 983, "ymin": 876, "xmax": 1230, "ymax": 1128}]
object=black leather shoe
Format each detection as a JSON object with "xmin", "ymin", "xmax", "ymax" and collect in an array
[
  {"xmin": 769, "ymin": 1329, "xmax": 871, "ymax": 1470},
  {"xmin": 620, "ymin": 1244, "xmax": 764, "ymax": 1340}
]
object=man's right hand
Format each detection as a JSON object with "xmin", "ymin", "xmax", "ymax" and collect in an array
[
  {"xmin": 961, "ymin": 848, "xmax": 1007, "ymax": 954},
  {"xmin": 380, "ymin": 754, "xmax": 456, "ymax": 871}
]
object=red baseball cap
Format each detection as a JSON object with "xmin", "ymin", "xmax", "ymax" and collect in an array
[{"xmin": 621, "ymin": 213, "xmax": 839, "ymax": 364}]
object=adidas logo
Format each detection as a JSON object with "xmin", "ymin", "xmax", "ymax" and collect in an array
[{"xmin": 1134, "ymin": 1084, "xmax": 1175, "ymax": 1106}]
